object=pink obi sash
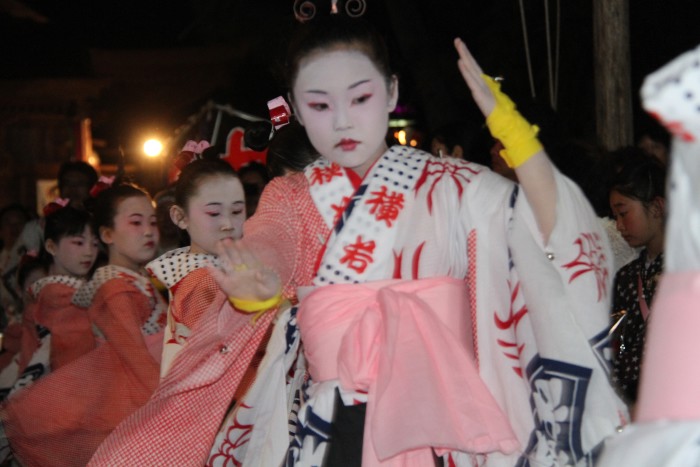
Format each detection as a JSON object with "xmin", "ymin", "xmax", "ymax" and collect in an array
[
  {"xmin": 636, "ymin": 272, "xmax": 700, "ymax": 422},
  {"xmin": 297, "ymin": 276, "xmax": 519, "ymax": 466}
]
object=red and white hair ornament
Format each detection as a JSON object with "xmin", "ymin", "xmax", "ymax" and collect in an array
[
  {"xmin": 89, "ymin": 175, "xmax": 116, "ymax": 198},
  {"xmin": 42, "ymin": 197, "xmax": 70, "ymax": 217},
  {"xmin": 268, "ymin": 96, "xmax": 292, "ymax": 131},
  {"xmin": 174, "ymin": 140, "xmax": 212, "ymax": 170}
]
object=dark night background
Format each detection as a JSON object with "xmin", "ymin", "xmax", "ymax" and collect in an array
[{"xmin": 0, "ymin": 0, "xmax": 698, "ymax": 197}]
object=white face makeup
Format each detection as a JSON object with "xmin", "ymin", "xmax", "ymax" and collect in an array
[
  {"xmin": 177, "ymin": 175, "xmax": 246, "ymax": 255},
  {"xmin": 48, "ymin": 225, "xmax": 99, "ymax": 278},
  {"xmin": 102, "ymin": 195, "xmax": 159, "ymax": 271},
  {"xmin": 292, "ymin": 50, "xmax": 398, "ymax": 178}
]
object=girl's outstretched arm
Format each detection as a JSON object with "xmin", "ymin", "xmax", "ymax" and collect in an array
[{"xmin": 455, "ymin": 38, "xmax": 556, "ymax": 242}]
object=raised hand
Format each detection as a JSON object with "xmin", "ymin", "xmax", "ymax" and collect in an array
[
  {"xmin": 208, "ymin": 238, "xmax": 281, "ymax": 302},
  {"xmin": 454, "ymin": 38, "xmax": 496, "ymax": 117}
]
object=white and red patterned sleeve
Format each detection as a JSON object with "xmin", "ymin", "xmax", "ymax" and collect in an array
[{"xmin": 241, "ymin": 174, "xmax": 328, "ymax": 296}]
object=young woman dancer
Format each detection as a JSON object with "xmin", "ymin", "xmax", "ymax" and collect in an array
[
  {"xmin": 0, "ymin": 182, "xmax": 166, "ymax": 467},
  {"xmin": 93, "ymin": 13, "xmax": 625, "ymax": 467}
]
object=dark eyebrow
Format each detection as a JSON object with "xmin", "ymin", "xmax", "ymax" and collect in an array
[
  {"xmin": 127, "ymin": 213, "xmax": 144, "ymax": 218},
  {"xmin": 305, "ymin": 79, "xmax": 372, "ymax": 95},
  {"xmin": 348, "ymin": 79, "xmax": 371, "ymax": 90}
]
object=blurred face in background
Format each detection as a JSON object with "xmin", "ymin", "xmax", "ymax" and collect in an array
[{"xmin": 59, "ymin": 171, "xmax": 94, "ymax": 208}]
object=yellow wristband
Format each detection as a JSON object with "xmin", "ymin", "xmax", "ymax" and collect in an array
[
  {"xmin": 229, "ymin": 293, "xmax": 282, "ymax": 313},
  {"xmin": 482, "ymin": 74, "xmax": 543, "ymax": 168}
]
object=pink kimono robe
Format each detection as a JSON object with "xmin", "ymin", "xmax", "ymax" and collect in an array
[
  {"xmin": 0, "ymin": 276, "xmax": 90, "ymax": 399},
  {"xmin": 33, "ymin": 275, "xmax": 95, "ymax": 370},
  {"xmin": 0, "ymin": 265, "xmax": 166, "ymax": 467},
  {"xmin": 88, "ymin": 251, "xmax": 290, "ymax": 466}
]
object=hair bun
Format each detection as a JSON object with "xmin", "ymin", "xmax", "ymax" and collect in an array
[{"xmin": 244, "ymin": 121, "xmax": 274, "ymax": 152}]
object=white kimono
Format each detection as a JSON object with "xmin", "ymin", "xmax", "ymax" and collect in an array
[{"xmin": 209, "ymin": 146, "xmax": 627, "ymax": 466}]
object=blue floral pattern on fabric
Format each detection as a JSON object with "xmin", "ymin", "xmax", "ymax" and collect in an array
[{"xmin": 517, "ymin": 355, "xmax": 595, "ymax": 467}]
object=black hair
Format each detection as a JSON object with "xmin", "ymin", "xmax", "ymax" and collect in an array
[
  {"xmin": 40, "ymin": 206, "xmax": 96, "ymax": 266},
  {"xmin": 284, "ymin": 15, "xmax": 394, "ymax": 93},
  {"xmin": 174, "ymin": 158, "xmax": 239, "ymax": 209},
  {"xmin": 57, "ymin": 161, "xmax": 99, "ymax": 192},
  {"xmin": 90, "ymin": 182, "xmax": 152, "ymax": 231},
  {"xmin": 44, "ymin": 206, "xmax": 95, "ymax": 243},
  {"xmin": 266, "ymin": 120, "xmax": 320, "ymax": 177},
  {"xmin": 609, "ymin": 149, "xmax": 667, "ymax": 208}
]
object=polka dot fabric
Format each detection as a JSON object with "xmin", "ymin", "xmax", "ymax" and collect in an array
[
  {"xmin": 2, "ymin": 268, "xmax": 165, "ymax": 467},
  {"xmin": 30, "ymin": 275, "xmax": 84, "ymax": 300},
  {"xmin": 88, "ymin": 175, "xmax": 327, "ymax": 465}
]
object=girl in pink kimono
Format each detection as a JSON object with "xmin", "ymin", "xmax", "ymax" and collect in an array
[
  {"xmin": 0, "ymin": 183, "xmax": 166, "ymax": 467},
  {"xmin": 146, "ymin": 152, "xmax": 248, "ymax": 377},
  {"xmin": 89, "ymin": 152, "xmax": 276, "ymax": 467},
  {"xmin": 93, "ymin": 12, "xmax": 626, "ymax": 467},
  {"xmin": 1, "ymin": 205, "xmax": 98, "ymax": 399}
]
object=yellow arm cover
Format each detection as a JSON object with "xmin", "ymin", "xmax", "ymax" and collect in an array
[
  {"xmin": 483, "ymin": 74, "xmax": 543, "ymax": 168},
  {"xmin": 229, "ymin": 292, "xmax": 282, "ymax": 324}
]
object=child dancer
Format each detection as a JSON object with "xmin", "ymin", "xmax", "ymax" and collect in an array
[
  {"xmin": 8, "ymin": 204, "xmax": 99, "ymax": 396},
  {"xmin": 0, "ymin": 182, "xmax": 166, "ymax": 467},
  {"xmin": 147, "ymin": 149, "xmax": 247, "ymax": 377},
  {"xmin": 93, "ymin": 12, "xmax": 625, "ymax": 467},
  {"xmin": 89, "ymin": 154, "xmax": 277, "ymax": 466},
  {"xmin": 210, "ymin": 14, "xmax": 627, "ymax": 467}
]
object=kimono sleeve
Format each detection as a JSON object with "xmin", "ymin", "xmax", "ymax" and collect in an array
[
  {"xmin": 242, "ymin": 174, "xmax": 326, "ymax": 294},
  {"xmin": 88, "ymin": 280, "xmax": 159, "ymax": 391}
]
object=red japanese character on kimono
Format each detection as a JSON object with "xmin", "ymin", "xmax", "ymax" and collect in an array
[{"xmin": 207, "ymin": 146, "xmax": 627, "ymax": 467}]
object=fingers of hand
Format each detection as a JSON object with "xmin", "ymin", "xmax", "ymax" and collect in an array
[
  {"xmin": 216, "ymin": 238, "xmax": 240, "ymax": 266},
  {"xmin": 454, "ymin": 38, "xmax": 483, "ymax": 76},
  {"xmin": 237, "ymin": 245, "xmax": 260, "ymax": 269}
]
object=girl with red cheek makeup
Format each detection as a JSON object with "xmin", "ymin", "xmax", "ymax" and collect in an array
[
  {"xmin": 147, "ymin": 150, "xmax": 247, "ymax": 378},
  {"xmin": 93, "ymin": 10, "xmax": 625, "ymax": 467},
  {"xmin": 0, "ymin": 182, "xmax": 167, "ymax": 467},
  {"xmin": 3, "ymin": 205, "xmax": 98, "ymax": 399}
]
